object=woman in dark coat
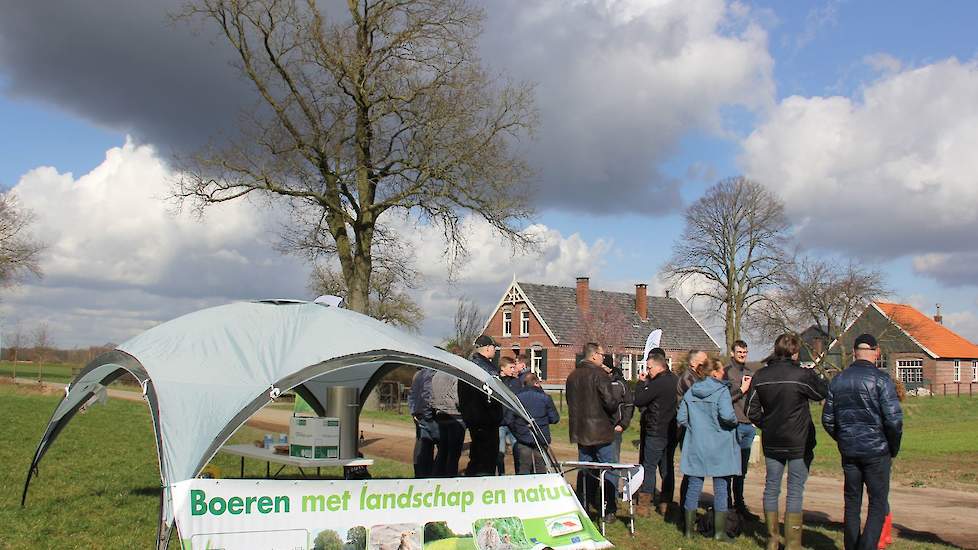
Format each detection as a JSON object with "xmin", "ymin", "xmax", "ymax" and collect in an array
[{"xmin": 746, "ymin": 334, "xmax": 828, "ymax": 550}]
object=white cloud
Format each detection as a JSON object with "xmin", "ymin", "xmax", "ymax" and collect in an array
[
  {"xmin": 741, "ymin": 57, "xmax": 978, "ymax": 289},
  {"xmin": 482, "ymin": 0, "xmax": 775, "ymax": 212},
  {"xmin": 1, "ymin": 142, "xmax": 611, "ymax": 347}
]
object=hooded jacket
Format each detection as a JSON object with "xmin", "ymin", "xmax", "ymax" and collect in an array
[
  {"xmin": 505, "ymin": 385, "xmax": 560, "ymax": 446},
  {"xmin": 677, "ymin": 376, "xmax": 740, "ymax": 477},
  {"xmin": 745, "ymin": 358, "xmax": 828, "ymax": 460},
  {"xmin": 822, "ymin": 360, "xmax": 903, "ymax": 458},
  {"xmin": 609, "ymin": 368, "xmax": 635, "ymax": 430},
  {"xmin": 565, "ymin": 360, "xmax": 618, "ymax": 446}
]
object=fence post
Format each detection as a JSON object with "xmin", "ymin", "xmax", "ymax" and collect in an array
[{"xmin": 957, "ymin": 383, "xmax": 960, "ymax": 397}]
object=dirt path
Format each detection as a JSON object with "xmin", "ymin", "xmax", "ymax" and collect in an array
[{"xmin": 18, "ymin": 379, "xmax": 978, "ymax": 548}]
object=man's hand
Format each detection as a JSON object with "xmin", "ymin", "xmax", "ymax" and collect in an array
[
  {"xmin": 614, "ymin": 425, "xmax": 624, "ymax": 433},
  {"xmin": 637, "ymin": 370, "xmax": 647, "ymax": 381},
  {"xmin": 740, "ymin": 375, "xmax": 752, "ymax": 394}
]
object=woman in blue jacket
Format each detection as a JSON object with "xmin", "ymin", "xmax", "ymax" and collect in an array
[{"xmin": 677, "ymin": 358, "xmax": 741, "ymax": 541}]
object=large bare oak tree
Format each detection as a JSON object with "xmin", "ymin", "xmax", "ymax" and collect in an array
[
  {"xmin": 664, "ymin": 176, "xmax": 790, "ymax": 351},
  {"xmin": 175, "ymin": 0, "xmax": 537, "ymax": 314}
]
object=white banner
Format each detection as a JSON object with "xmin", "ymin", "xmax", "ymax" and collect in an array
[{"xmin": 172, "ymin": 474, "xmax": 612, "ymax": 550}]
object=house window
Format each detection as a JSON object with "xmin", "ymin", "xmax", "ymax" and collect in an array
[
  {"xmin": 529, "ymin": 347, "xmax": 547, "ymax": 379},
  {"xmin": 520, "ymin": 310, "xmax": 530, "ymax": 336},
  {"xmin": 620, "ymin": 354, "xmax": 633, "ymax": 380},
  {"xmin": 954, "ymin": 360, "xmax": 961, "ymax": 383},
  {"xmin": 502, "ymin": 310, "xmax": 512, "ymax": 337},
  {"xmin": 973, "ymin": 360, "xmax": 977, "ymax": 382},
  {"xmin": 896, "ymin": 359, "xmax": 924, "ymax": 384}
]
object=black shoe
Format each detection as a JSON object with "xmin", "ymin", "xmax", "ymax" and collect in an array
[{"xmin": 602, "ymin": 513, "xmax": 617, "ymax": 524}]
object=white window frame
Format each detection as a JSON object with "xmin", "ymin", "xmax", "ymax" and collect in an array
[
  {"xmin": 896, "ymin": 359, "xmax": 924, "ymax": 384},
  {"xmin": 530, "ymin": 348, "xmax": 543, "ymax": 376},
  {"xmin": 954, "ymin": 359, "xmax": 961, "ymax": 383},
  {"xmin": 502, "ymin": 310, "xmax": 512, "ymax": 337},
  {"xmin": 520, "ymin": 309, "xmax": 530, "ymax": 337},
  {"xmin": 620, "ymin": 354, "xmax": 633, "ymax": 380},
  {"xmin": 973, "ymin": 360, "xmax": 977, "ymax": 382}
]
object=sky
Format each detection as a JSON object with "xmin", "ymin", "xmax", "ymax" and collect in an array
[{"xmin": 1, "ymin": 0, "xmax": 977, "ymax": 349}]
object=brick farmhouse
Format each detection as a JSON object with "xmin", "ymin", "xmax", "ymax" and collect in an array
[
  {"xmin": 824, "ymin": 301, "xmax": 978, "ymax": 388},
  {"xmin": 481, "ymin": 277, "xmax": 720, "ymax": 384}
]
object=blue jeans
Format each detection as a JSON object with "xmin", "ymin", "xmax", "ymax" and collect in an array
[
  {"xmin": 764, "ymin": 457, "xmax": 809, "ymax": 513},
  {"xmin": 685, "ymin": 476, "xmax": 728, "ymax": 512},
  {"xmin": 576, "ymin": 443, "xmax": 617, "ymax": 515},
  {"xmin": 640, "ymin": 435, "xmax": 672, "ymax": 500},
  {"xmin": 497, "ymin": 426, "xmax": 519, "ymax": 475},
  {"xmin": 730, "ymin": 424, "xmax": 755, "ymax": 507}
]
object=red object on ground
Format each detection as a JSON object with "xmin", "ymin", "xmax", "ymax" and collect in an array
[{"xmin": 878, "ymin": 513, "xmax": 893, "ymax": 549}]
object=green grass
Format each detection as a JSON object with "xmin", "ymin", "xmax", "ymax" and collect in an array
[
  {"xmin": 424, "ymin": 536, "xmax": 476, "ymax": 550},
  {"xmin": 0, "ymin": 360, "xmax": 81, "ymax": 384},
  {"xmin": 0, "ymin": 383, "xmax": 963, "ymax": 549},
  {"xmin": 809, "ymin": 398, "xmax": 978, "ymax": 490}
]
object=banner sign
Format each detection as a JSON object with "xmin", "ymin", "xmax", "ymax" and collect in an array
[{"xmin": 172, "ymin": 474, "xmax": 612, "ymax": 550}]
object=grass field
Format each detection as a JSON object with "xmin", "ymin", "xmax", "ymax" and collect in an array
[
  {"xmin": 808, "ymin": 399, "xmax": 978, "ymax": 491},
  {"xmin": 0, "ymin": 360, "xmax": 82, "ymax": 385},
  {"xmin": 0, "ymin": 383, "xmax": 964, "ymax": 549}
]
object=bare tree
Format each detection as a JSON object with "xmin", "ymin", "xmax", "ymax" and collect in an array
[
  {"xmin": 664, "ymin": 177, "xmax": 790, "ymax": 351},
  {"xmin": 175, "ymin": 0, "xmax": 537, "ymax": 314},
  {"xmin": 309, "ymin": 262, "xmax": 423, "ymax": 330},
  {"xmin": 446, "ymin": 297, "xmax": 482, "ymax": 358},
  {"xmin": 571, "ymin": 301, "xmax": 633, "ymax": 354},
  {"xmin": 0, "ymin": 191, "xmax": 45, "ymax": 288},
  {"xmin": 33, "ymin": 323, "xmax": 50, "ymax": 382},
  {"xmin": 751, "ymin": 257, "xmax": 888, "ymax": 369},
  {"xmin": 7, "ymin": 326, "xmax": 23, "ymax": 379}
]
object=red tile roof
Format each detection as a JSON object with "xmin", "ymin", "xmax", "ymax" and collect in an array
[{"xmin": 874, "ymin": 302, "xmax": 978, "ymax": 359}]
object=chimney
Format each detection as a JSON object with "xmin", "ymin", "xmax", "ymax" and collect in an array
[
  {"xmin": 576, "ymin": 277, "xmax": 590, "ymax": 314},
  {"xmin": 635, "ymin": 284, "xmax": 648, "ymax": 321},
  {"xmin": 934, "ymin": 303, "xmax": 943, "ymax": 325}
]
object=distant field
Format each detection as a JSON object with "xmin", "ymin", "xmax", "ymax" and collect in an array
[
  {"xmin": 0, "ymin": 360, "xmax": 81, "ymax": 384},
  {"xmin": 809, "ymin": 398, "xmax": 978, "ymax": 491}
]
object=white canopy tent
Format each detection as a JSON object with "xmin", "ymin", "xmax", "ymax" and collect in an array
[{"xmin": 22, "ymin": 300, "xmax": 553, "ymax": 549}]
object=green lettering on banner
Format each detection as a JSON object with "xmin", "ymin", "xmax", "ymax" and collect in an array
[
  {"xmin": 245, "ymin": 496, "xmax": 257, "ymax": 513},
  {"xmin": 275, "ymin": 495, "xmax": 290, "ymax": 513},
  {"xmin": 227, "ymin": 496, "xmax": 244, "ymax": 515},
  {"xmin": 209, "ymin": 496, "xmax": 227, "ymax": 516},
  {"xmin": 257, "ymin": 496, "xmax": 273, "ymax": 514},
  {"xmin": 191, "ymin": 490, "xmax": 208, "ymax": 516},
  {"xmin": 303, "ymin": 495, "xmax": 325, "ymax": 512},
  {"xmin": 482, "ymin": 489, "xmax": 505, "ymax": 505}
]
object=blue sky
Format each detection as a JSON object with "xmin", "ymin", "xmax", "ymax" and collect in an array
[{"xmin": 1, "ymin": 0, "xmax": 977, "ymax": 347}]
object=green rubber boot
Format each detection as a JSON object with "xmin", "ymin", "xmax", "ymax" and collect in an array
[
  {"xmin": 714, "ymin": 510, "xmax": 734, "ymax": 542},
  {"xmin": 684, "ymin": 509, "xmax": 697, "ymax": 539}
]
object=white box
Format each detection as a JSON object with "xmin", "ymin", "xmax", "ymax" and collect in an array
[{"xmin": 289, "ymin": 416, "xmax": 341, "ymax": 459}]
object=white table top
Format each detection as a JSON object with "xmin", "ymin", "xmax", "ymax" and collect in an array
[
  {"xmin": 560, "ymin": 460, "xmax": 640, "ymax": 470},
  {"xmin": 220, "ymin": 444, "xmax": 374, "ymax": 468}
]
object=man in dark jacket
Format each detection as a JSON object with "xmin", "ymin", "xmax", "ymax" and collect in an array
[
  {"xmin": 460, "ymin": 335, "xmax": 504, "ymax": 476},
  {"xmin": 822, "ymin": 334, "xmax": 903, "ymax": 550},
  {"xmin": 633, "ymin": 350, "xmax": 678, "ymax": 516},
  {"xmin": 724, "ymin": 339, "xmax": 756, "ymax": 514},
  {"xmin": 566, "ymin": 342, "xmax": 619, "ymax": 521},
  {"xmin": 505, "ymin": 373, "xmax": 560, "ymax": 474},
  {"xmin": 604, "ymin": 354, "xmax": 635, "ymax": 461}
]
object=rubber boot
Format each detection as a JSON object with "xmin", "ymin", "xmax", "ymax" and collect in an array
[
  {"xmin": 684, "ymin": 509, "xmax": 697, "ymax": 539},
  {"xmin": 764, "ymin": 511, "xmax": 780, "ymax": 550},
  {"xmin": 784, "ymin": 512, "xmax": 804, "ymax": 550},
  {"xmin": 714, "ymin": 510, "xmax": 734, "ymax": 542}
]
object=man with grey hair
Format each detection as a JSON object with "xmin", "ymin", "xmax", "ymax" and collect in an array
[{"xmin": 822, "ymin": 334, "xmax": 903, "ymax": 550}]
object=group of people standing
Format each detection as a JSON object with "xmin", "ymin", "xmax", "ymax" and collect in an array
[
  {"xmin": 582, "ymin": 332, "xmax": 903, "ymax": 550},
  {"xmin": 411, "ymin": 329, "xmax": 903, "ymax": 550},
  {"xmin": 410, "ymin": 335, "xmax": 560, "ymax": 478}
]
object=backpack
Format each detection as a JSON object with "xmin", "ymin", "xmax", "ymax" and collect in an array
[{"xmin": 696, "ymin": 506, "xmax": 743, "ymax": 538}]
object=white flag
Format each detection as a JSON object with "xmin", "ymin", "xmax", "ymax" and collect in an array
[{"xmin": 642, "ymin": 329, "xmax": 662, "ymax": 363}]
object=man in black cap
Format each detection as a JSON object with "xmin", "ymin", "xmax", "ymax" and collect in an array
[
  {"xmin": 822, "ymin": 334, "xmax": 903, "ymax": 550},
  {"xmin": 460, "ymin": 334, "xmax": 504, "ymax": 475}
]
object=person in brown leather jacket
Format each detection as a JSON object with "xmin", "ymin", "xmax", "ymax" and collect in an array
[{"xmin": 566, "ymin": 342, "xmax": 619, "ymax": 522}]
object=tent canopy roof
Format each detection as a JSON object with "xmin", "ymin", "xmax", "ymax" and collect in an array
[{"xmin": 25, "ymin": 300, "xmax": 540, "ymax": 548}]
